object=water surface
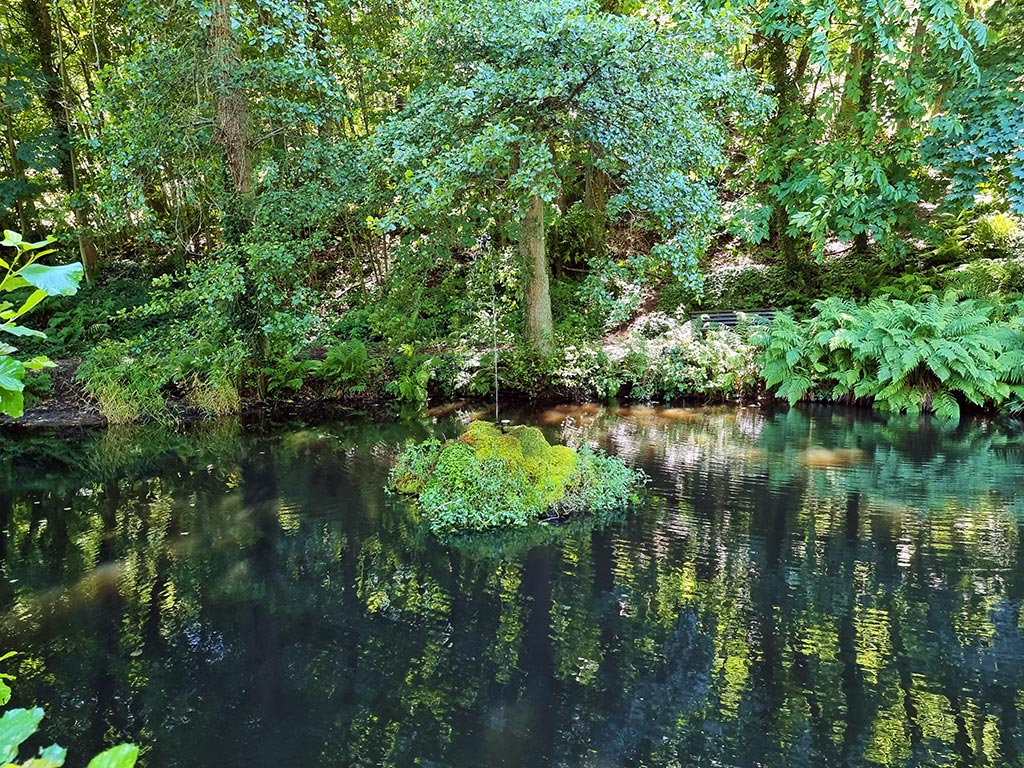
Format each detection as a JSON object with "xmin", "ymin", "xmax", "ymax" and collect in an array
[{"xmin": 2, "ymin": 406, "xmax": 1024, "ymax": 767}]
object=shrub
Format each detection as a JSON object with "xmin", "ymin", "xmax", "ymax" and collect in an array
[
  {"xmin": 262, "ymin": 357, "xmax": 320, "ymax": 395},
  {"xmin": 386, "ymin": 346, "xmax": 434, "ymax": 412},
  {"xmin": 550, "ymin": 344, "xmax": 619, "ymax": 400},
  {"xmin": 660, "ymin": 327, "xmax": 760, "ymax": 400},
  {"xmin": 185, "ymin": 373, "xmax": 241, "ymax": 416},
  {"xmin": 615, "ymin": 313, "xmax": 760, "ymax": 402},
  {"xmin": 753, "ymin": 296, "xmax": 1024, "ymax": 420},
  {"xmin": 389, "ymin": 421, "xmax": 645, "ymax": 536},
  {"xmin": 927, "ymin": 208, "xmax": 1024, "ymax": 265},
  {"xmin": 319, "ymin": 339, "xmax": 374, "ymax": 393},
  {"xmin": 940, "ymin": 257, "xmax": 1024, "ymax": 301}
]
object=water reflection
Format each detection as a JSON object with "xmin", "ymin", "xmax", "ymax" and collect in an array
[{"xmin": 1, "ymin": 408, "xmax": 1023, "ymax": 767}]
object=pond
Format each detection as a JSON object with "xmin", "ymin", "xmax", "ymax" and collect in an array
[{"xmin": 2, "ymin": 405, "xmax": 1024, "ymax": 767}]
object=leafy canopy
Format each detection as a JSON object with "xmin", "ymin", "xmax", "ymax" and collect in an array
[{"xmin": 377, "ymin": 0, "xmax": 769, "ymax": 283}]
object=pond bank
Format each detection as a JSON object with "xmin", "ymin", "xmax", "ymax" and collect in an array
[
  {"xmin": 6, "ymin": 354, "xmax": 1018, "ymax": 430},
  {"xmin": 0, "ymin": 357, "xmax": 397, "ymax": 428}
]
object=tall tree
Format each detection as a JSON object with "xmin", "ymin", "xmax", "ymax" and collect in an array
[
  {"xmin": 923, "ymin": 0, "xmax": 1024, "ymax": 216},
  {"xmin": 20, "ymin": 0, "xmax": 98, "ymax": 272},
  {"xmin": 378, "ymin": 0, "xmax": 767, "ymax": 353}
]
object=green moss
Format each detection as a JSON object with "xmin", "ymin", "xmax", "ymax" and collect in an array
[{"xmin": 389, "ymin": 421, "xmax": 645, "ymax": 536}]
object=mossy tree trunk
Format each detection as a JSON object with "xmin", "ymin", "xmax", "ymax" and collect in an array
[
  {"xmin": 765, "ymin": 30, "xmax": 802, "ymax": 268},
  {"xmin": 520, "ymin": 193, "xmax": 554, "ymax": 356},
  {"xmin": 583, "ymin": 144, "xmax": 608, "ymax": 260}
]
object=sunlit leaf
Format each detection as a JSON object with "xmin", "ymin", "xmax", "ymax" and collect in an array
[
  {"xmin": 0, "ymin": 707, "xmax": 44, "ymax": 763},
  {"xmin": 85, "ymin": 744, "xmax": 139, "ymax": 768},
  {"xmin": 19, "ymin": 263, "xmax": 84, "ymax": 297},
  {"xmin": 0, "ymin": 324, "xmax": 46, "ymax": 338},
  {"xmin": 0, "ymin": 356, "xmax": 25, "ymax": 392},
  {"xmin": 0, "ymin": 275, "xmax": 30, "ymax": 292},
  {"xmin": 21, "ymin": 744, "xmax": 69, "ymax": 767},
  {"xmin": 13, "ymin": 289, "xmax": 48, "ymax": 319}
]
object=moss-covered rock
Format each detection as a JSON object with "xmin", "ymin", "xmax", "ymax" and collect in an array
[{"xmin": 389, "ymin": 420, "xmax": 645, "ymax": 536}]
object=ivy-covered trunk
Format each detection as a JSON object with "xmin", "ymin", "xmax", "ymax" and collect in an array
[
  {"xmin": 211, "ymin": 0, "xmax": 252, "ymax": 204},
  {"xmin": 521, "ymin": 194, "xmax": 554, "ymax": 356},
  {"xmin": 765, "ymin": 30, "xmax": 802, "ymax": 267},
  {"xmin": 583, "ymin": 144, "xmax": 608, "ymax": 260}
]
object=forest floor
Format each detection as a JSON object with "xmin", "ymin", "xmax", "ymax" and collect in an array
[{"xmin": 1, "ymin": 359, "xmax": 107, "ymax": 427}]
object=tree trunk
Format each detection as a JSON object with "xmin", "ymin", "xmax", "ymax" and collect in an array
[
  {"xmin": 765, "ymin": 31, "xmax": 801, "ymax": 264},
  {"xmin": 21, "ymin": 0, "xmax": 99, "ymax": 273},
  {"xmin": 211, "ymin": 0, "xmax": 252, "ymax": 202},
  {"xmin": 896, "ymin": 18, "xmax": 927, "ymax": 135},
  {"xmin": 852, "ymin": 39, "xmax": 876, "ymax": 255},
  {"xmin": 583, "ymin": 144, "xmax": 607, "ymax": 260},
  {"xmin": 520, "ymin": 194, "xmax": 554, "ymax": 356},
  {"xmin": 2, "ymin": 93, "xmax": 38, "ymax": 237}
]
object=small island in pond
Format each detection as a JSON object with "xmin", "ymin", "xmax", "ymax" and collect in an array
[{"xmin": 389, "ymin": 420, "xmax": 646, "ymax": 536}]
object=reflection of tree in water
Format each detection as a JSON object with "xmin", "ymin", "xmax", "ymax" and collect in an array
[{"xmin": 0, "ymin": 409, "xmax": 1023, "ymax": 766}]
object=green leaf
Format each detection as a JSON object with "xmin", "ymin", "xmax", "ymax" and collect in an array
[
  {"xmin": 22, "ymin": 744, "xmax": 69, "ymax": 767},
  {"xmin": 19, "ymin": 263, "xmax": 84, "ymax": 297},
  {"xmin": 0, "ymin": 356, "xmax": 25, "ymax": 392},
  {"xmin": 1, "ymin": 230, "xmax": 23, "ymax": 247},
  {"xmin": 0, "ymin": 388, "xmax": 25, "ymax": 418},
  {"xmin": 932, "ymin": 390, "xmax": 961, "ymax": 421},
  {"xmin": 23, "ymin": 356, "xmax": 56, "ymax": 372},
  {"xmin": 0, "ymin": 707, "xmax": 45, "ymax": 762},
  {"xmin": 0, "ymin": 680, "xmax": 10, "ymax": 706},
  {"xmin": 13, "ymin": 289, "xmax": 48, "ymax": 319},
  {"xmin": 24, "ymin": 237, "xmax": 56, "ymax": 251},
  {"xmin": 85, "ymin": 743, "xmax": 140, "ymax": 768},
  {"xmin": 0, "ymin": 275, "xmax": 30, "ymax": 292},
  {"xmin": 0, "ymin": 323, "xmax": 46, "ymax": 338}
]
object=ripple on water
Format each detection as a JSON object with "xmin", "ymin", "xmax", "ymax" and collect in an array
[{"xmin": 1, "ymin": 406, "xmax": 1023, "ymax": 768}]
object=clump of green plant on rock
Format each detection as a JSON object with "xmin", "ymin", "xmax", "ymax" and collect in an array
[{"xmin": 389, "ymin": 420, "xmax": 645, "ymax": 536}]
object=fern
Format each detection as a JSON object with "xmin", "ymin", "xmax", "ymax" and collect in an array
[{"xmin": 754, "ymin": 296, "xmax": 1024, "ymax": 419}]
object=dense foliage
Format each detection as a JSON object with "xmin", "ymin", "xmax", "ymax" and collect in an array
[
  {"xmin": 754, "ymin": 296, "xmax": 1024, "ymax": 419},
  {"xmin": 0, "ymin": 232, "xmax": 82, "ymax": 417},
  {"xmin": 389, "ymin": 420, "xmax": 645, "ymax": 534},
  {"xmin": 1, "ymin": 0, "xmax": 1021, "ymax": 421}
]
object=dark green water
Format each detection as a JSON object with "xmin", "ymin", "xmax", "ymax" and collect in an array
[{"xmin": 2, "ymin": 406, "xmax": 1024, "ymax": 767}]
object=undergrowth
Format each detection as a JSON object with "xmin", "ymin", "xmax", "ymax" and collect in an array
[{"xmin": 753, "ymin": 295, "xmax": 1024, "ymax": 419}]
